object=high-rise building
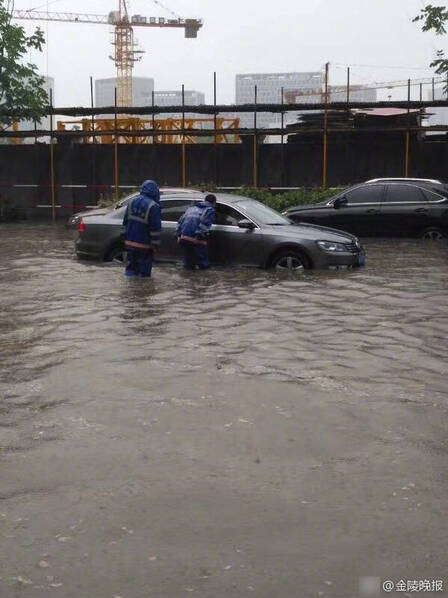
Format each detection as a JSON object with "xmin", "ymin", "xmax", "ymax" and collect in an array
[
  {"xmin": 154, "ymin": 90, "xmax": 205, "ymax": 107},
  {"xmin": 153, "ymin": 90, "xmax": 205, "ymax": 120},
  {"xmin": 95, "ymin": 77, "xmax": 155, "ymax": 110},
  {"xmin": 235, "ymin": 72, "xmax": 324, "ymax": 128}
]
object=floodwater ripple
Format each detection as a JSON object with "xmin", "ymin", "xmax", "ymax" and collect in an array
[{"xmin": 1, "ymin": 225, "xmax": 447, "ymax": 428}]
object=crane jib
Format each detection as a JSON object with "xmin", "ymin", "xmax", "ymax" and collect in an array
[{"xmin": 12, "ymin": 10, "xmax": 202, "ymax": 30}]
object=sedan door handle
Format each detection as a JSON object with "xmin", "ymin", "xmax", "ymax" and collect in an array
[
  {"xmin": 414, "ymin": 207, "xmax": 428, "ymax": 213},
  {"xmin": 366, "ymin": 209, "xmax": 380, "ymax": 214}
]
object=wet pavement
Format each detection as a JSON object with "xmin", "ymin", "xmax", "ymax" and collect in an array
[{"xmin": 0, "ymin": 223, "xmax": 447, "ymax": 598}]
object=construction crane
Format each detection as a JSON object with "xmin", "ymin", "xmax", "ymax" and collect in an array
[{"xmin": 12, "ymin": 1, "xmax": 203, "ymax": 107}]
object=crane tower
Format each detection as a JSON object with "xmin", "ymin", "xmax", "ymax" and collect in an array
[
  {"xmin": 112, "ymin": 0, "xmax": 143, "ymax": 106},
  {"xmin": 13, "ymin": 1, "xmax": 203, "ymax": 107}
]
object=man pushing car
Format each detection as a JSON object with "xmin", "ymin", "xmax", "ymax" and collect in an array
[{"xmin": 175, "ymin": 194, "xmax": 217, "ymax": 270}]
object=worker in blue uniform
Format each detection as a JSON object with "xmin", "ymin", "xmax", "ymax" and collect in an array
[
  {"xmin": 122, "ymin": 180, "xmax": 162, "ymax": 278},
  {"xmin": 176, "ymin": 194, "xmax": 217, "ymax": 270}
]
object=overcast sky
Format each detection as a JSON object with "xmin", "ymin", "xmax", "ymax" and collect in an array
[{"xmin": 13, "ymin": 0, "xmax": 445, "ymax": 106}]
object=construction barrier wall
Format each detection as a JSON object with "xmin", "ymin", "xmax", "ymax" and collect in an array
[{"xmin": 0, "ymin": 135, "xmax": 447, "ymax": 219}]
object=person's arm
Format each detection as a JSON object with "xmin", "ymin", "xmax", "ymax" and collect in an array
[
  {"xmin": 197, "ymin": 206, "xmax": 215, "ymax": 237},
  {"xmin": 148, "ymin": 204, "xmax": 162, "ymax": 249}
]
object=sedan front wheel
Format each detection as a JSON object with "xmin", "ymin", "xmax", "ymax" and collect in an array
[{"xmin": 270, "ymin": 249, "xmax": 309, "ymax": 271}]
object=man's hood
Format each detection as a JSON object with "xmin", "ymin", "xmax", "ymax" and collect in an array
[{"xmin": 141, "ymin": 180, "xmax": 160, "ymax": 203}]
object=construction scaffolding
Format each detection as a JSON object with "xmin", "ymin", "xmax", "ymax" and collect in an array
[{"xmin": 56, "ymin": 117, "xmax": 241, "ymax": 144}]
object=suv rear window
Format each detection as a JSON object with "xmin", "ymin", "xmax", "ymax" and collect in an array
[
  {"xmin": 384, "ymin": 185, "xmax": 426, "ymax": 203},
  {"xmin": 421, "ymin": 188, "xmax": 446, "ymax": 202}
]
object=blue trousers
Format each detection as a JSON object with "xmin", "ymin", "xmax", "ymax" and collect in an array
[
  {"xmin": 125, "ymin": 249, "xmax": 153, "ymax": 278},
  {"xmin": 179, "ymin": 240, "xmax": 210, "ymax": 270}
]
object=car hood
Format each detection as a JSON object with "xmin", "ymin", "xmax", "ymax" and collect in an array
[
  {"xmin": 285, "ymin": 202, "xmax": 329, "ymax": 213},
  {"xmin": 264, "ymin": 222, "xmax": 358, "ymax": 243}
]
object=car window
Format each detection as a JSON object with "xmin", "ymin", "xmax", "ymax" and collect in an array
[
  {"xmin": 420, "ymin": 188, "xmax": 445, "ymax": 202},
  {"xmin": 215, "ymin": 203, "xmax": 246, "ymax": 226},
  {"xmin": 233, "ymin": 199, "xmax": 289, "ymax": 225},
  {"xmin": 345, "ymin": 185, "xmax": 383, "ymax": 204},
  {"xmin": 384, "ymin": 185, "xmax": 426, "ymax": 203},
  {"xmin": 161, "ymin": 199, "xmax": 195, "ymax": 222}
]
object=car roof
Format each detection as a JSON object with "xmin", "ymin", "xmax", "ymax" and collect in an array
[
  {"xmin": 160, "ymin": 192, "xmax": 251, "ymax": 205},
  {"xmin": 160, "ymin": 187, "xmax": 203, "ymax": 194},
  {"xmin": 366, "ymin": 177, "xmax": 442, "ymax": 184}
]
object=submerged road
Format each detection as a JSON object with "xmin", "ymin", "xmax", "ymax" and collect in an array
[{"xmin": 0, "ymin": 224, "xmax": 447, "ymax": 598}]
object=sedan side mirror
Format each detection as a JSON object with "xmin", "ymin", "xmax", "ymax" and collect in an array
[
  {"xmin": 238, "ymin": 219, "xmax": 256, "ymax": 229},
  {"xmin": 333, "ymin": 197, "xmax": 348, "ymax": 209}
]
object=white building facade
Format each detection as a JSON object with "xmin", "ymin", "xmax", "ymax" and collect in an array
[
  {"xmin": 235, "ymin": 72, "xmax": 324, "ymax": 128},
  {"xmin": 95, "ymin": 77, "xmax": 155, "ymax": 110}
]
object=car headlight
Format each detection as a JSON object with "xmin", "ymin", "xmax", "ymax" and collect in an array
[{"xmin": 317, "ymin": 240, "xmax": 349, "ymax": 252}]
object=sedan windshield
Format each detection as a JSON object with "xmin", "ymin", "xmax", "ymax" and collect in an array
[{"xmin": 234, "ymin": 199, "xmax": 290, "ymax": 225}]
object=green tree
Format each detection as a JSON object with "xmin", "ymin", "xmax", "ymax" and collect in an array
[
  {"xmin": 413, "ymin": 4, "xmax": 448, "ymax": 77},
  {"xmin": 0, "ymin": 0, "xmax": 49, "ymax": 128}
]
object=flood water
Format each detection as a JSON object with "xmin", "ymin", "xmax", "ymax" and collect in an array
[{"xmin": 1, "ymin": 224, "xmax": 447, "ymax": 598}]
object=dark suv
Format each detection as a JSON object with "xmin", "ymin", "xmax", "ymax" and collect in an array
[{"xmin": 284, "ymin": 181, "xmax": 448, "ymax": 239}]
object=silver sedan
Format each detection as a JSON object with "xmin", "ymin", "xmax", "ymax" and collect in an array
[{"xmin": 75, "ymin": 193, "xmax": 366, "ymax": 270}]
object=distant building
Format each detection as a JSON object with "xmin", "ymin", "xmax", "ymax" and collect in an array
[
  {"xmin": 95, "ymin": 77, "xmax": 155, "ymax": 111},
  {"xmin": 154, "ymin": 90, "xmax": 205, "ymax": 108},
  {"xmin": 94, "ymin": 81, "xmax": 205, "ymax": 120},
  {"xmin": 235, "ymin": 72, "xmax": 324, "ymax": 128},
  {"xmin": 153, "ymin": 90, "xmax": 206, "ymax": 121},
  {"xmin": 329, "ymin": 86, "xmax": 377, "ymax": 103}
]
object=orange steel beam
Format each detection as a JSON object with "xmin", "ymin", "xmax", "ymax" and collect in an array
[{"xmin": 57, "ymin": 117, "xmax": 241, "ymax": 144}]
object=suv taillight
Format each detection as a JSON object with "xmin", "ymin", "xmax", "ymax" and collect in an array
[{"xmin": 78, "ymin": 219, "xmax": 86, "ymax": 233}]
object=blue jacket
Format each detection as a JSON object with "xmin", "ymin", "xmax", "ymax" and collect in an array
[
  {"xmin": 123, "ymin": 180, "xmax": 161, "ymax": 251},
  {"xmin": 176, "ymin": 200, "xmax": 216, "ymax": 242}
]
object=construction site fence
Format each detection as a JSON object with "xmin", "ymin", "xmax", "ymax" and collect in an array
[{"xmin": 1, "ymin": 97, "xmax": 448, "ymax": 222}]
